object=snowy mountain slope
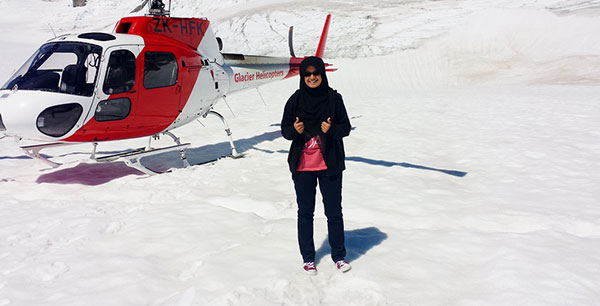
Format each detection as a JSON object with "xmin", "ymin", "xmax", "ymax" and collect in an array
[
  {"xmin": 1, "ymin": 1, "xmax": 600, "ymax": 306},
  {"xmin": 2, "ymin": 0, "xmax": 600, "ymax": 77}
]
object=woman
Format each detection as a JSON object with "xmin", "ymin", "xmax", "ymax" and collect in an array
[{"xmin": 281, "ymin": 56, "xmax": 352, "ymax": 275}]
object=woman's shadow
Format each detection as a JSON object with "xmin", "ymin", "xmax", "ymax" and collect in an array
[{"xmin": 315, "ymin": 227, "xmax": 387, "ymax": 264}]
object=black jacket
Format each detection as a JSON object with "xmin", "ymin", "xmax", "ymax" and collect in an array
[{"xmin": 281, "ymin": 89, "xmax": 351, "ymax": 175}]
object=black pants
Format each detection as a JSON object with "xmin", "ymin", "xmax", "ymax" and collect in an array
[{"xmin": 293, "ymin": 171, "xmax": 346, "ymax": 263}]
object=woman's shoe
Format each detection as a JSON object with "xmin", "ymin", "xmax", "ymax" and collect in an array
[
  {"xmin": 303, "ymin": 262, "xmax": 317, "ymax": 275},
  {"xmin": 335, "ymin": 260, "xmax": 351, "ymax": 273}
]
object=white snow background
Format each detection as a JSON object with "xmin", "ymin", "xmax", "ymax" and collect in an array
[{"xmin": 1, "ymin": 0, "xmax": 600, "ymax": 305}]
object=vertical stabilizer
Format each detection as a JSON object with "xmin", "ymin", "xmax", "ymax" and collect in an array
[{"xmin": 315, "ymin": 14, "xmax": 331, "ymax": 58}]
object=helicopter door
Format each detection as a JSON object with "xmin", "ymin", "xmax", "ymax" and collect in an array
[
  {"xmin": 90, "ymin": 45, "xmax": 139, "ymax": 132},
  {"xmin": 136, "ymin": 49, "xmax": 181, "ymax": 131}
]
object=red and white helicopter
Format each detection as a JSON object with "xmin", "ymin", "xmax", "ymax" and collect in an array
[{"xmin": 0, "ymin": 0, "xmax": 333, "ymax": 175}]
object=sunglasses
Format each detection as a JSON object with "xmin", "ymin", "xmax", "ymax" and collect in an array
[{"xmin": 303, "ymin": 70, "xmax": 321, "ymax": 77}]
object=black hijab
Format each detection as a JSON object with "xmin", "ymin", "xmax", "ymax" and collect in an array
[{"xmin": 297, "ymin": 56, "xmax": 331, "ymax": 137}]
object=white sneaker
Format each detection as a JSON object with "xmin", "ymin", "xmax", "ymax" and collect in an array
[
  {"xmin": 335, "ymin": 260, "xmax": 351, "ymax": 273},
  {"xmin": 303, "ymin": 262, "xmax": 317, "ymax": 275}
]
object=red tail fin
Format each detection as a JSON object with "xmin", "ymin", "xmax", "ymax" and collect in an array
[{"xmin": 315, "ymin": 14, "xmax": 331, "ymax": 58}]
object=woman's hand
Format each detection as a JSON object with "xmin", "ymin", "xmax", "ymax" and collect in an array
[
  {"xmin": 294, "ymin": 117, "xmax": 304, "ymax": 134},
  {"xmin": 321, "ymin": 117, "xmax": 332, "ymax": 134}
]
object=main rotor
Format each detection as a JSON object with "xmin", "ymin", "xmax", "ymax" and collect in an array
[{"xmin": 148, "ymin": 0, "xmax": 171, "ymax": 17}]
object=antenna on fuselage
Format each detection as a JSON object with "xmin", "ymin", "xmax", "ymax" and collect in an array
[
  {"xmin": 148, "ymin": 0, "xmax": 171, "ymax": 17},
  {"xmin": 48, "ymin": 23, "xmax": 57, "ymax": 38}
]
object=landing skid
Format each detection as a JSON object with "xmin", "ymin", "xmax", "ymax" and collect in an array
[
  {"xmin": 19, "ymin": 110, "xmax": 243, "ymax": 175},
  {"xmin": 20, "ymin": 142, "xmax": 81, "ymax": 168},
  {"xmin": 95, "ymin": 142, "xmax": 191, "ymax": 175}
]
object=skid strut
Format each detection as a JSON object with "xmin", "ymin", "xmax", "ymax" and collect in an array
[
  {"xmin": 207, "ymin": 110, "xmax": 242, "ymax": 158},
  {"xmin": 20, "ymin": 142, "xmax": 81, "ymax": 168},
  {"xmin": 162, "ymin": 131, "xmax": 191, "ymax": 167},
  {"xmin": 144, "ymin": 131, "xmax": 191, "ymax": 168}
]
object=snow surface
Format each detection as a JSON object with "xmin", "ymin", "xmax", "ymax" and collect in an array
[{"xmin": 1, "ymin": 0, "xmax": 600, "ymax": 305}]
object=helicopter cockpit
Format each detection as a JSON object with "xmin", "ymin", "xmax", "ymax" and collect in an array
[{"xmin": 1, "ymin": 41, "xmax": 102, "ymax": 97}]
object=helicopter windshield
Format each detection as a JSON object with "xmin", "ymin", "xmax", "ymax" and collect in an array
[{"xmin": 1, "ymin": 42, "xmax": 102, "ymax": 97}]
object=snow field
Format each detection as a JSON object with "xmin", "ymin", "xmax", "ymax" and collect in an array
[{"xmin": 1, "ymin": 0, "xmax": 600, "ymax": 305}]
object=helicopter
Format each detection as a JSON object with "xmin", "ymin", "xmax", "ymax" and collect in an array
[{"xmin": 0, "ymin": 0, "xmax": 333, "ymax": 175}]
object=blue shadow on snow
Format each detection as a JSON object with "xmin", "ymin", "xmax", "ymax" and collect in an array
[{"xmin": 315, "ymin": 227, "xmax": 388, "ymax": 264}]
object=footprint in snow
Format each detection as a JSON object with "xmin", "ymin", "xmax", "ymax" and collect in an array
[
  {"xmin": 105, "ymin": 221, "xmax": 126, "ymax": 234},
  {"xmin": 175, "ymin": 287, "xmax": 196, "ymax": 306},
  {"xmin": 259, "ymin": 224, "xmax": 273, "ymax": 236},
  {"xmin": 177, "ymin": 261, "xmax": 203, "ymax": 281},
  {"xmin": 38, "ymin": 262, "xmax": 70, "ymax": 282}
]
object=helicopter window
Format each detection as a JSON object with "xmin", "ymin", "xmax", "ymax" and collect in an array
[
  {"xmin": 1, "ymin": 42, "xmax": 102, "ymax": 97},
  {"xmin": 103, "ymin": 50, "xmax": 136, "ymax": 95},
  {"xmin": 39, "ymin": 53, "xmax": 77, "ymax": 70},
  {"xmin": 36, "ymin": 103, "xmax": 83, "ymax": 137},
  {"xmin": 143, "ymin": 52, "xmax": 178, "ymax": 89},
  {"xmin": 94, "ymin": 97, "xmax": 131, "ymax": 122},
  {"xmin": 78, "ymin": 33, "xmax": 116, "ymax": 41}
]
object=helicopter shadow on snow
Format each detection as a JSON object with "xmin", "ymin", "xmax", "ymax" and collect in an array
[
  {"xmin": 141, "ymin": 129, "xmax": 285, "ymax": 171},
  {"xmin": 35, "ymin": 129, "xmax": 284, "ymax": 186},
  {"xmin": 35, "ymin": 161, "xmax": 144, "ymax": 186}
]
